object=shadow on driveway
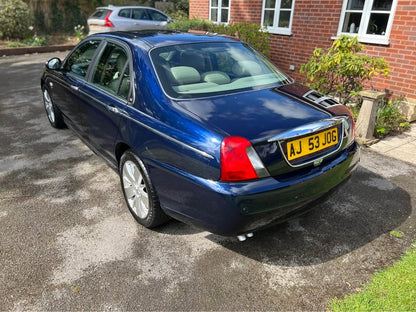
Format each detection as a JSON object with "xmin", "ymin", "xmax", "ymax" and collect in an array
[{"xmin": 198, "ymin": 166, "xmax": 412, "ymax": 266}]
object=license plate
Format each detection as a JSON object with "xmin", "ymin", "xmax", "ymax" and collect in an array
[{"xmin": 286, "ymin": 127, "xmax": 339, "ymax": 162}]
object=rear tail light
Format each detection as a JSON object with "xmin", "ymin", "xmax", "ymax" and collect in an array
[
  {"xmin": 344, "ymin": 106, "xmax": 355, "ymax": 146},
  {"xmin": 103, "ymin": 11, "xmax": 114, "ymax": 27},
  {"xmin": 328, "ymin": 105, "xmax": 355, "ymax": 147},
  {"xmin": 220, "ymin": 136, "xmax": 269, "ymax": 182}
]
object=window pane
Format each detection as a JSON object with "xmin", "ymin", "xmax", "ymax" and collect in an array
[
  {"xmin": 265, "ymin": 0, "xmax": 276, "ymax": 9},
  {"xmin": 118, "ymin": 9, "xmax": 131, "ymax": 18},
  {"xmin": 281, "ymin": 0, "xmax": 292, "ymax": 9},
  {"xmin": 132, "ymin": 9, "xmax": 149, "ymax": 20},
  {"xmin": 372, "ymin": 0, "xmax": 392, "ymax": 11},
  {"xmin": 366, "ymin": 13, "xmax": 389, "ymax": 34},
  {"xmin": 222, "ymin": 0, "xmax": 229, "ymax": 7},
  {"xmin": 263, "ymin": 10, "xmax": 275, "ymax": 27},
  {"xmin": 91, "ymin": 9, "xmax": 111, "ymax": 19},
  {"xmin": 93, "ymin": 43, "xmax": 129, "ymax": 95},
  {"xmin": 148, "ymin": 10, "xmax": 167, "ymax": 21},
  {"xmin": 278, "ymin": 10, "xmax": 291, "ymax": 28},
  {"xmin": 64, "ymin": 40, "xmax": 101, "ymax": 78},
  {"xmin": 346, "ymin": 0, "xmax": 364, "ymax": 10},
  {"xmin": 211, "ymin": 8, "xmax": 218, "ymax": 21},
  {"xmin": 221, "ymin": 9, "xmax": 229, "ymax": 22},
  {"xmin": 342, "ymin": 12, "xmax": 362, "ymax": 33},
  {"xmin": 211, "ymin": 0, "xmax": 218, "ymax": 7}
]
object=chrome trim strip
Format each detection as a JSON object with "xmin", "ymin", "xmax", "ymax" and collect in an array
[
  {"xmin": 267, "ymin": 117, "xmax": 344, "ymax": 142},
  {"xmin": 270, "ymin": 117, "xmax": 347, "ymax": 168},
  {"xmin": 119, "ymin": 112, "xmax": 215, "ymax": 160},
  {"xmin": 315, "ymin": 96, "xmax": 332, "ymax": 104}
]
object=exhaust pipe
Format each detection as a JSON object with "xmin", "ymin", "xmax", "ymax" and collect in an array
[{"xmin": 237, "ymin": 233, "xmax": 254, "ymax": 241}]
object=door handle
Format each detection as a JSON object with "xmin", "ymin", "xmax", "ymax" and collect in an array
[
  {"xmin": 107, "ymin": 106, "xmax": 119, "ymax": 114},
  {"xmin": 70, "ymin": 85, "xmax": 79, "ymax": 91}
]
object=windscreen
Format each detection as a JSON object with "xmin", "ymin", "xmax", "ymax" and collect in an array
[{"xmin": 150, "ymin": 42, "xmax": 291, "ymax": 99}]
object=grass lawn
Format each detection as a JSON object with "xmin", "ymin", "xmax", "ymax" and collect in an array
[{"xmin": 330, "ymin": 244, "xmax": 416, "ymax": 311}]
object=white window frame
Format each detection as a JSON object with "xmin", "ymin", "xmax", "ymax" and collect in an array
[
  {"xmin": 336, "ymin": 0, "xmax": 398, "ymax": 45},
  {"xmin": 209, "ymin": 0, "xmax": 231, "ymax": 24},
  {"xmin": 261, "ymin": 0, "xmax": 296, "ymax": 35}
]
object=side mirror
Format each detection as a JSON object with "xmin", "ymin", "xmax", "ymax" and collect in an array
[{"xmin": 46, "ymin": 57, "xmax": 62, "ymax": 70}]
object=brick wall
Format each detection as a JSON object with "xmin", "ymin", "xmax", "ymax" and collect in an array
[
  {"xmin": 189, "ymin": 0, "xmax": 209, "ymax": 19},
  {"xmin": 189, "ymin": 0, "xmax": 416, "ymax": 100}
]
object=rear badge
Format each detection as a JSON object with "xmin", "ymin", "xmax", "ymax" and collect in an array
[{"xmin": 313, "ymin": 158, "xmax": 323, "ymax": 166}]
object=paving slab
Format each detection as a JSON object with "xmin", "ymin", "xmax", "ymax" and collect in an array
[{"xmin": 370, "ymin": 123, "xmax": 416, "ymax": 165}]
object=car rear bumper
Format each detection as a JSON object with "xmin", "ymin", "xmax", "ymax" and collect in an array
[{"xmin": 148, "ymin": 142, "xmax": 360, "ymax": 236}]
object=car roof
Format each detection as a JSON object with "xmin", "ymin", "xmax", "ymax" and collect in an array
[
  {"xmin": 95, "ymin": 5, "xmax": 160, "ymax": 10},
  {"xmin": 89, "ymin": 30, "xmax": 240, "ymax": 51}
]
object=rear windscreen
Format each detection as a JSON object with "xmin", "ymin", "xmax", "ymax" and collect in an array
[{"xmin": 90, "ymin": 9, "xmax": 111, "ymax": 19}]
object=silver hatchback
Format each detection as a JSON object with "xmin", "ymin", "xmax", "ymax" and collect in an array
[{"xmin": 87, "ymin": 5, "xmax": 173, "ymax": 34}]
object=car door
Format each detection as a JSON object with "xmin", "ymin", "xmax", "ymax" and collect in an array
[
  {"xmin": 80, "ymin": 40, "xmax": 133, "ymax": 163},
  {"xmin": 146, "ymin": 9, "xmax": 169, "ymax": 29},
  {"xmin": 113, "ymin": 8, "xmax": 133, "ymax": 31},
  {"xmin": 49, "ymin": 39, "xmax": 102, "ymax": 135},
  {"xmin": 130, "ymin": 8, "xmax": 156, "ymax": 30}
]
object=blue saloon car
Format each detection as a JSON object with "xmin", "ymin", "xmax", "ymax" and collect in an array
[{"xmin": 41, "ymin": 30, "xmax": 359, "ymax": 239}]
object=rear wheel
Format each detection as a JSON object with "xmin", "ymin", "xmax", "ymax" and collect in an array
[
  {"xmin": 43, "ymin": 87, "xmax": 65, "ymax": 129},
  {"xmin": 120, "ymin": 150, "xmax": 169, "ymax": 228}
]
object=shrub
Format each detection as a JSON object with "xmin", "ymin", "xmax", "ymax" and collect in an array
[
  {"xmin": 0, "ymin": 0, "xmax": 32, "ymax": 39},
  {"xmin": 375, "ymin": 98, "xmax": 409, "ymax": 138},
  {"xmin": 300, "ymin": 35, "xmax": 390, "ymax": 105},
  {"xmin": 167, "ymin": 18, "xmax": 271, "ymax": 56},
  {"xmin": 167, "ymin": 17, "xmax": 213, "ymax": 32}
]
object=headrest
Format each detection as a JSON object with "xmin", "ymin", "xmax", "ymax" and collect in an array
[
  {"xmin": 201, "ymin": 71, "xmax": 231, "ymax": 85},
  {"xmin": 170, "ymin": 66, "xmax": 201, "ymax": 84}
]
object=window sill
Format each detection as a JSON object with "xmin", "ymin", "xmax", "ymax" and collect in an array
[
  {"xmin": 265, "ymin": 28, "xmax": 292, "ymax": 36},
  {"xmin": 331, "ymin": 35, "xmax": 390, "ymax": 46}
]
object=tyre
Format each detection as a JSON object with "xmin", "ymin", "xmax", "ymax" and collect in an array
[
  {"xmin": 120, "ymin": 150, "xmax": 169, "ymax": 228},
  {"xmin": 42, "ymin": 87, "xmax": 65, "ymax": 129}
]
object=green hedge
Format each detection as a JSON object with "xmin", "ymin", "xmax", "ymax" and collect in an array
[
  {"xmin": 167, "ymin": 18, "xmax": 271, "ymax": 56},
  {"xmin": 0, "ymin": 0, "xmax": 32, "ymax": 39}
]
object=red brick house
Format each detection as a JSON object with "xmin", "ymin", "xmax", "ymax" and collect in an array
[{"xmin": 189, "ymin": 0, "xmax": 416, "ymax": 103}]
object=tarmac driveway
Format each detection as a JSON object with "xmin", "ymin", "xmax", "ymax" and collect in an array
[{"xmin": 1, "ymin": 52, "xmax": 415, "ymax": 311}]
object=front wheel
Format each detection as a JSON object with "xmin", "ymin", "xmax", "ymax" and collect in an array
[
  {"xmin": 43, "ymin": 87, "xmax": 65, "ymax": 129},
  {"xmin": 120, "ymin": 150, "xmax": 169, "ymax": 228}
]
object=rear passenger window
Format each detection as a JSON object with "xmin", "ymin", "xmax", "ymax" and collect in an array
[
  {"xmin": 132, "ymin": 8, "xmax": 149, "ymax": 20},
  {"xmin": 118, "ymin": 9, "xmax": 131, "ymax": 18},
  {"xmin": 92, "ymin": 42, "xmax": 132, "ymax": 101},
  {"xmin": 64, "ymin": 40, "xmax": 101, "ymax": 79}
]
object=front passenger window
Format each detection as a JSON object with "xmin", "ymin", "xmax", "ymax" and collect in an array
[
  {"xmin": 64, "ymin": 40, "xmax": 101, "ymax": 78},
  {"xmin": 147, "ymin": 10, "xmax": 167, "ymax": 21}
]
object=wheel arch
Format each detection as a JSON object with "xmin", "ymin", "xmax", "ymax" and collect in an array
[{"xmin": 115, "ymin": 142, "xmax": 132, "ymax": 167}]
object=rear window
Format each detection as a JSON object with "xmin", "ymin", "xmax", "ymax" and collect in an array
[
  {"xmin": 151, "ymin": 42, "xmax": 291, "ymax": 99},
  {"xmin": 90, "ymin": 9, "xmax": 111, "ymax": 19}
]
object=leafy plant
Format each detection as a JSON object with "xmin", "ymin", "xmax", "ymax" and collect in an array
[
  {"xmin": 167, "ymin": 18, "xmax": 271, "ymax": 56},
  {"xmin": 300, "ymin": 35, "xmax": 390, "ymax": 105},
  {"xmin": 375, "ymin": 98, "xmax": 409, "ymax": 138},
  {"xmin": 23, "ymin": 35, "xmax": 48, "ymax": 46},
  {"xmin": 74, "ymin": 25, "xmax": 85, "ymax": 40},
  {"xmin": 7, "ymin": 41, "xmax": 26, "ymax": 47},
  {"xmin": 0, "ymin": 0, "xmax": 32, "ymax": 39},
  {"xmin": 390, "ymin": 230, "xmax": 404, "ymax": 238},
  {"xmin": 167, "ymin": 17, "xmax": 213, "ymax": 32}
]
